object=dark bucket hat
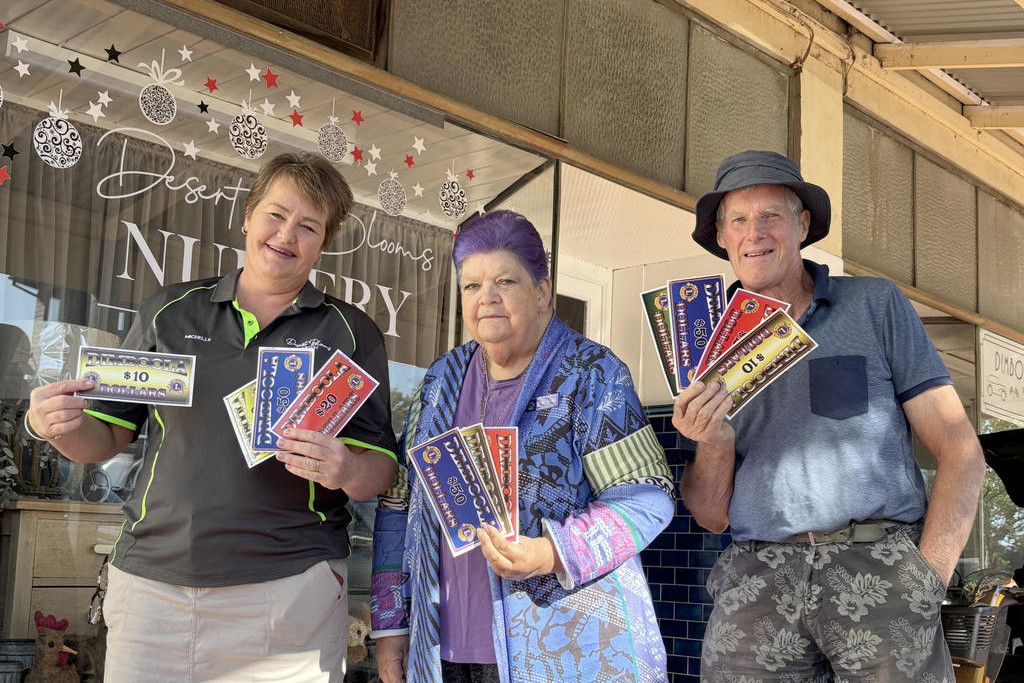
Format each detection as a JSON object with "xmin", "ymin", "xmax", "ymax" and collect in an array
[{"xmin": 692, "ymin": 150, "xmax": 831, "ymax": 260}]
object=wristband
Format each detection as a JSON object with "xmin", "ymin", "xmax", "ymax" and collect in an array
[{"xmin": 24, "ymin": 412, "xmax": 60, "ymax": 441}]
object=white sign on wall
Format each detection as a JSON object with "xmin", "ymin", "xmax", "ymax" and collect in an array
[{"xmin": 978, "ymin": 329, "xmax": 1024, "ymax": 426}]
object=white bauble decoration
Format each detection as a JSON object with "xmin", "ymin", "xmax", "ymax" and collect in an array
[
  {"xmin": 439, "ymin": 179, "xmax": 467, "ymax": 220},
  {"xmin": 229, "ymin": 112, "xmax": 268, "ymax": 160},
  {"xmin": 317, "ymin": 123, "xmax": 349, "ymax": 163},
  {"xmin": 33, "ymin": 117, "xmax": 82, "ymax": 169},
  {"xmin": 139, "ymin": 83, "xmax": 176, "ymax": 125},
  {"xmin": 378, "ymin": 177, "xmax": 407, "ymax": 216}
]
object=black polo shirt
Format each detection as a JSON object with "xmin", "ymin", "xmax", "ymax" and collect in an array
[{"xmin": 87, "ymin": 269, "xmax": 398, "ymax": 587}]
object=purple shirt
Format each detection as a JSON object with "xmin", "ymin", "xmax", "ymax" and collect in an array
[{"xmin": 439, "ymin": 347, "xmax": 523, "ymax": 663}]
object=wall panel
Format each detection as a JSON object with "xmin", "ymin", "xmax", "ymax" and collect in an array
[
  {"xmin": 389, "ymin": 0, "xmax": 564, "ymax": 135},
  {"xmin": 842, "ymin": 112, "xmax": 914, "ymax": 284},
  {"xmin": 914, "ymin": 156, "xmax": 977, "ymax": 311},
  {"xmin": 979, "ymin": 192, "xmax": 1024, "ymax": 332},
  {"xmin": 564, "ymin": 0, "xmax": 689, "ymax": 188},
  {"xmin": 685, "ymin": 24, "xmax": 789, "ymax": 197}
]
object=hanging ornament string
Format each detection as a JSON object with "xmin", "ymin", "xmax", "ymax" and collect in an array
[
  {"xmin": 35, "ymin": 88, "xmax": 83, "ymax": 169},
  {"xmin": 230, "ymin": 89, "xmax": 268, "ymax": 160},
  {"xmin": 138, "ymin": 49, "xmax": 184, "ymax": 125},
  {"xmin": 138, "ymin": 49, "xmax": 185, "ymax": 87},
  {"xmin": 318, "ymin": 97, "xmax": 349, "ymax": 163}
]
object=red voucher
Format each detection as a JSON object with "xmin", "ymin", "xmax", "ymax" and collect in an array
[{"xmin": 270, "ymin": 349, "xmax": 378, "ymax": 440}]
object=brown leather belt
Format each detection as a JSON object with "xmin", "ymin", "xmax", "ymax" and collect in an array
[{"xmin": 781, "ymin": 520, "xmax": 902, "ymax": 546}]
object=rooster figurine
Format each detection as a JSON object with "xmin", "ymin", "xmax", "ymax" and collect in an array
[{"xmin": 25, "ymin": 611, "xmax": 79, "ymax": 683}]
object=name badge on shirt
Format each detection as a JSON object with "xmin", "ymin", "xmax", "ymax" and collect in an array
[{"xmin": 535, "ymin": 393, "xmax": 558, "ymax": 410}]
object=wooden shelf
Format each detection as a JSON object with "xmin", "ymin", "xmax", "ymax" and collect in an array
[{"xmin": 1, "ymin": 499, "xmax": 123, "ymax": 638}]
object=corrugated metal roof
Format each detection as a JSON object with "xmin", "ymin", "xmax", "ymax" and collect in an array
[
  {"xmin": 848, "ymin": 0, "xmax": 1024, "ymax": 108},
  {"xmin": 851, "ymin": 0, "xmax": 1024, "ymax": 39}
]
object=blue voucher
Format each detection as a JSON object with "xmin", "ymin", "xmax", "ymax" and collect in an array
[
  {"xmin": 251, "ymin": 347, "xmax": 314, "ymax": 451},
  {"xmin": 667, "ymin": 275, "xmax": 726, "ymax": 390},
  {"xmin": 408, "ymin": 428, "xmax": 502, "ymax": 557}
]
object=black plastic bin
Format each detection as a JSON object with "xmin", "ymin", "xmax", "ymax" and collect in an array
[{"xmin": 942, "ymin": 604, "xmax": 1009, "ymax": 668}]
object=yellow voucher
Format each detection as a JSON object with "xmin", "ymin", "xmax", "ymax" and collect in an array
[
  {"xmin": 223, "ymin": 380, "xmax": 277, "ymax": 468},
  {"xmin": 696, "ymin": 309, "xmax": 816, "ymax": 417},
  {"xmin": 76, "ymin": 345, "xmax": 195, "ymax": 407},
  {"xmin": 459, "ymin": 423, "xmax": 513, "ymax": 539}
]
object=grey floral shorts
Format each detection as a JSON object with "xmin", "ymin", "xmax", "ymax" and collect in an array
[{"xmin": 701, "ymin": 522, "xmax": 953, "ymax": 682}]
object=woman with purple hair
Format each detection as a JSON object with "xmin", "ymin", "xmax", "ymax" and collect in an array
[{"xmin": 371, "ymin": 210, "xmax": 673, "ymax": 683}]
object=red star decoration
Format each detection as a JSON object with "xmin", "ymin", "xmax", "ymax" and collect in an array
[
  {"xmin": 261, "ymin": 67, "xmax": 279, "ymax": 88},
  {"xmin": 404, "ymin": 154, "xmax": 415, "ymax": 168},
  {"xmin": 350, "ymin": 145, "xmax": 364, "ymax": 162},
  {"xmin": 0, "ymin": 166, "xmax": 10, "ymax": 186},
  {"xmin": 466, "ymin": 169, "xmax": 475, "ymax": 180},
  {"xmin": 288, "ymin": 109, "xmax": 304, "ymax": 127},
  {"xmin": 204, "ymin": 77, "xmax": 218, "ymax": 93},
  {"xmin": 0, "ymin": 21, "xmax": 5, "ymax": 28},
  {"xmin": 351, "ymin": 110, "xmax": 364, "ymax": 126}
]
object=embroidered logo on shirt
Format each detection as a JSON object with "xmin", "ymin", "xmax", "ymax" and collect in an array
[
  {"xmin": 285, "ymin": 336, "xmax": 332, "ymax": 352},
  {"xmin": 184, "ymin": 334, "xmax": 211, "ymax": 342}
]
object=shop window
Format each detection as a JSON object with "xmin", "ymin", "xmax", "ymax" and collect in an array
[{"xmin": 0, "ymin": 2, "xmax": 553, "ymax": 678}]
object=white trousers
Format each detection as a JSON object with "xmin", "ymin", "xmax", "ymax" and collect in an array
[{"xmin": 103, "ymin": 560, "xmax": 348, "ymax": 682}]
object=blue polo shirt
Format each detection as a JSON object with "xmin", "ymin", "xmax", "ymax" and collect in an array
[
  {"xmin": 87, "ymin": 269, "xmax": 399, "ymax": 587},
  {"xmin": 727, "ymin": 261, "xmax": 951, "ymax": 542}
]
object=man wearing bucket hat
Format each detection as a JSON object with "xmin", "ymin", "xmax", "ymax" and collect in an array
[{"xmin": 672, "ymin": 150, "xmax": 985, "ymax": 680}]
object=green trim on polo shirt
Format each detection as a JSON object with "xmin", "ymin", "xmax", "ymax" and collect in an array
[
  {"xmin": 307, "ymin": 481, "xmax": 326, "ymax": 522},
  {"xmin": 325, "ymin": 302, "xmax": 357, "ymax": 351},
  {"xmin": 131, "ymin": 408, "xmax": 166, "ymax": 532},
  {"xmin": 232, "ymin": 300, "xmax": 260, "ymax": 346},
  {"xmin": 84, "ymin": 408, "xmax": 137, "ymax": 432},
  {"xmin": 341, "ymin": 437, "xmax": 398, "ymax": 463},
  {"xmin": 109, "ymin": 518, "xmax": 129, "ymax": 563},
  {"xmin": 155, "ymin": 284, "xmax": 217, "ymax": 330}
]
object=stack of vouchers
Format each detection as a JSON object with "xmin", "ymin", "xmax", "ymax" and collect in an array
[
  {"xmin": 408, "ymin": 425, "xmax": 519, "ymax": 556},
  {"xmin": 223, "ymin": 347, "xmax": 379, "ymax": 467},
  {"xmin": 641, "ymin": 275, "xmax": 817, "ymax": 415}
]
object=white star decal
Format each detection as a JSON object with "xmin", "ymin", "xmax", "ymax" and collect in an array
[
  {"xmin": 97, "ymin": 91, "xmax": 113, "ymax": 106},
  {"xmin": 412, "ymin": 137, "xmax": 426, "ymax": 155},
  {"xmin": 369, "ymin": 144, "xmax": 382, "ymax": 161},
  {"xmin": 86, "ymin": 101, "xmax": 106, "ymax": 123},
  {"xmin": 364, "ymin": 161, "xmax": 377, "ymax": 176},
  {"xmin": 14, "ymin": 61, "xmax": 30, "ymax": 78},
  {"xmin": 11, "ymin": 35, "xmax": 29, "ymax": 54},
  {"xmin": 178, "ymin": 45, "xmax": 193, "ymax": 62},
  {"xmin": 206, "ymin": 118, "xmax": 221, "ymax": 134},
  {"xmin": 388, "ymin": 170, "xmax": 399, "ymax": 180},
  {"xmin": 412, "ymin": 183, "xmax": 424, "ymax": 198},
  {"xmin": 260, "ymin": 98, "xmax": 275, "ymax": 116},
  {"xmin": 183, "ymin": 140, "xmax": 200, "ymax": 159},
  {"xmin": 285, "ymin": 90, "xmax": 301, "ymax": 108},
  {"xmin": 245, "ymin": 63, "xmax": 262, "ymax": 81}
]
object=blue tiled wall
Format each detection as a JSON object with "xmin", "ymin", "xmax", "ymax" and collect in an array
[{"xmin": 643, "ymin": 406, "xmax": 732, "ymax": 683}]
